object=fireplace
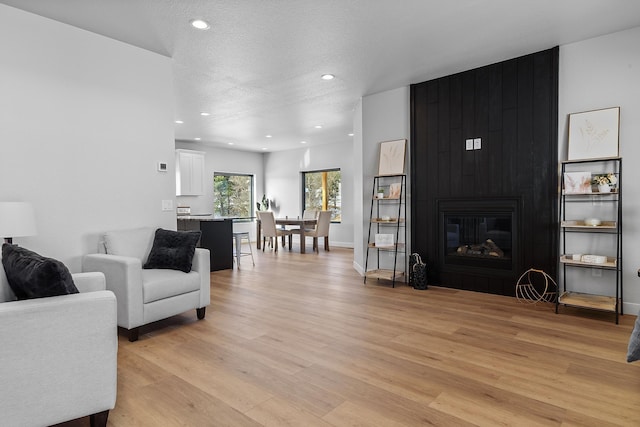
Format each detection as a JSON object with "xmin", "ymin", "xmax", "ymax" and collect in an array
[{"xmin": 438, "ymin": 199, "xmax": 519, "ymax": 275}]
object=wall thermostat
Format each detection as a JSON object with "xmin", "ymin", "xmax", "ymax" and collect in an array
[{"xmin": 158, "ymin": 162, "xmax": 168, "ymax": 172}]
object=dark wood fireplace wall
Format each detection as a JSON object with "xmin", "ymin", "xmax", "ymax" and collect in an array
[{"xmin": 410, "ymin": 47, "xmax": 559, "ymax": 296}]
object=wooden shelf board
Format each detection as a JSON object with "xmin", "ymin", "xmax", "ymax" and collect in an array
[
  {"xmin": 371, "ymin": 218, "xmax": 405, "ymax": 224},
  {"xmin": 561, "ymin": 220, "xmax": 616, "ymax": 229},
  {"xmin": 365, "ymin": 269, "xmax": 405, "ymax": 281},
  {"xmin": 368, "ymin": 243, "xmax": 405, "ymax": 250},
  {"xmin": 560, "ymin": 255, "xmax": 617, "ymax": 269},
  {"xmin": 562, "ymin": 156, "xmax": 621, "ymax": 164},
  {"xmin": 558, "ymin": 291, "xmax": 617, "ymax": 312},
  {"xmin": 561, "ymin": 190, "xmax": 618, "ymax": 196}
]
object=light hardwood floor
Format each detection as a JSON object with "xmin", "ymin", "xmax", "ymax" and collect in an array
[{"xmin": 63, "ymin": 246, "xmax": 640, "ymax": 426}]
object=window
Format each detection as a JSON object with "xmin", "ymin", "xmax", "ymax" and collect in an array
[
  {"xmin": 302, "ymin": 169, "xmax": 341, "ymax": 222},
  {"xmin": 213, "ymin": 173, "xmax": 253, "ymax": 218}
]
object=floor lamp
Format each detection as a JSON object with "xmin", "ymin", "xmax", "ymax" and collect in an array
[{"xmin": 0, "ymin": 202, "xmax": 37, "ymax": 244}]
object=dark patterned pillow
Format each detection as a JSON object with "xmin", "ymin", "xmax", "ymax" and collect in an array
[
  {"xmin": 627, "ymin": 310, "xmax": 640, "ymax": 363},
  {"xmin": 143, "ymin": 228, "xmax": 201, "ymax": 273},
  {"xmin": 1, "ymin": 243, "xmax": 78, "ymax": 300}
]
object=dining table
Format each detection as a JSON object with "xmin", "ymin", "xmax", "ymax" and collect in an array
[{"xmin": 256, "ymin": 217, "xmax": 318, "ymax": 253}]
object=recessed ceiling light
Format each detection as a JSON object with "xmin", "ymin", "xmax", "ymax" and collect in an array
[
  {"xmin": 175, "ymin": 120, "xmax": 184, "ymax": 124},
  {"xmin": 200, "ymin": 112, "xmax": 210, "ymax": 116},
  {"xmin": 227, "ymin": 142, "xmax": 234, "ymax": 145},
  {"xmin": 300, "ymin": 141, "xmax": 307, "ymax": 144},
  {"xmin": 194, "ymin": 137, "xmax": 201, "ymax": 141},
  {"xmin": 265, "ymin": 135, "xmax": 272, "ymax": 138},
  {"xmin": 190, "ymin": 19, "xmax": 210, "ymax": 30},
  {"xmin": 314, "ymin": 125, "xmax": 322, "ymax": 129},
  {"xmin": 321, "ymin": 74, "xmax": 335, "ymax": 80},
  {"xmin": 348, "ymin": 133, "xmax": 354, "ymax": 137},
  {"xmin": 262, "ymin": 147, "xmax": 267, "ymax": 151}
]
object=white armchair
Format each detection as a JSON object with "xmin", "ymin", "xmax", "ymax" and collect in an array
[
  {"xmin": 82, "ymin": 227, "xmax": 210, "ymax": 341},
  {"xmin": 0, "ymin": 266, "xmax": 117, "ymax": 427}
]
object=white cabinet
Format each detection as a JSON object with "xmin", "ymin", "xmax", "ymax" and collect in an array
[{"xmin": 176, "ymin": 149, "xmax": 205, "ymax": 196}]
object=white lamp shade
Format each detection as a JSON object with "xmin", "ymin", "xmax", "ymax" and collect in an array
[{"xmin": 0, "ymin": 202, "xmax": 37, "ymax": 239}]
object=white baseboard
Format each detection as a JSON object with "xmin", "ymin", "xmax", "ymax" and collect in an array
[
  {"xmin": 330, "ymin": 241, "xmax": 354, "ymax": 249},
  {"xmin": 624, "ymin": 302, "xmax": 640, "ymax": 316},
  {"xmin": 353, "ymin": 260, "xmax": 365, "ymax": 276}
]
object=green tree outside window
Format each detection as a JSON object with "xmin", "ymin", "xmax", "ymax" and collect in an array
[{"xmin": 214, "ymin": 173, "xmax": 253, "ymax": 218}]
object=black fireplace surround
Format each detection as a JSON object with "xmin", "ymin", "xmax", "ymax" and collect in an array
[{"xmin": 410, "ymin": 47, "xmax": 558, "ymax": 296}]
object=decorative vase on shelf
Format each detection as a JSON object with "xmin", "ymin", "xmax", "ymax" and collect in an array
[{"xmin": 598, "ymin": 184, "xmax": 611, "ymax": 193}]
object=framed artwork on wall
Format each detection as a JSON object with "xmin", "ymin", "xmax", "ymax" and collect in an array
[
  {"xmin": 568, "ymin": 107, "xmax": 620, "ymax": 160},
  {"xmin": 378, "ymin": 139, "xmax": 406, "ymax": 176}
]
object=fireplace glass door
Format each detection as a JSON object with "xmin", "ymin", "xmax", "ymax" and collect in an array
[{"xmin": 439, "ymin": 199, "xmax": 518, "ymax": 272}]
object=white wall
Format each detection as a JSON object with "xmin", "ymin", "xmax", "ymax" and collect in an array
[
  {"xmin": 263, "ymin": 142, "xmax": 354, "ymax": 247},
  {"xmin": 353, "ymin": 100, "xmax": 365, "ymax": 269},
  {"xmin": 559, "ymin": 26, "xmax": 640, "ymax": 312},
  {"xmin": 0, "ymin": 5, "xmax": 176, "ymax": 271},
  {"xmin": 355, "ymin": 87, "xmax": 410, "ymax": 273}
]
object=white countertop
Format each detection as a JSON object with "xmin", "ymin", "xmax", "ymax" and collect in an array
[
  {"xmin": 178, "ymin": 215, "xmax": 255, "ymax": 221},
  {"xmin": 177, "ymin": 214, "xmax": 221, "ymax": 221}
]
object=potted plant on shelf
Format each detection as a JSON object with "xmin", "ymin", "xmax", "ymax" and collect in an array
[
  {"xmin": 377, "ymin": 188, "xmax": 385, "ymax": 199},
  {"xmin": 592, "ymin": 173, "xmax": 617, "ymax": 193},
  {"xmin": 256, "ymin": 194, "xmax": 270, "ymax": 211}
]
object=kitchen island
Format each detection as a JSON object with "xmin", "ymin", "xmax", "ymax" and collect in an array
[{"xmin": 178, "ymin": 215, "xmax": 233, "ymax": 271}]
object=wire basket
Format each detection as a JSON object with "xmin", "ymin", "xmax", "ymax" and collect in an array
[{"xmin": 515, "ymin": 268, "xmax": 557, "ymax": 304}]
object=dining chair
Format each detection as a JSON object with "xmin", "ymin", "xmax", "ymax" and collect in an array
[
  {"xmin": 257, "ymin": 211, "xmax": 292, "ymax": 252},
  {"xmin": 294, "ymin": 209, "xmax": 318, "ymax": 233},
  {"xmin": 301, "ymin": 210, "xmax": 331, "ymax": 252},
  {"xmin": 303, "ymin": 209, "xmax": 318, "ymax": 220}
]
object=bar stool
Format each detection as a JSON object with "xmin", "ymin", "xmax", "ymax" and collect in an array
[{"xmin": 233, "ymin": 231, "xmax": 255, "ymax": 268}]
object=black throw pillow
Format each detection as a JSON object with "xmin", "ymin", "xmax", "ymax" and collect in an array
[
  {"xmin": 144, "ymin": 228, "xmax": 201, "ymax": 273},
  {"xmin": 1, "ymin": 243, "xmax": 78, "ymax": 300}
]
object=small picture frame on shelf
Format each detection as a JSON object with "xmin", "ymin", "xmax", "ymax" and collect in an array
[
  {"xmin": 389, "ymin": 183, "xmax": 402, "ymax": 198},
  {"xmin": 375, "ymin": 234, "xmax": 394, "ymax": 248},
  {"xmin": 563, "ymin": 171, "xmax": 592, "ymax": 194},
  {"xmin": 568, "ymin": 107, "xmax": 620, "ymax": 160}
]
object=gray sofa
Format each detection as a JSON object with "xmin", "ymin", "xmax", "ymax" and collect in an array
[
  {"xmin": 0, "ymin": 263, "xmax": 117, "ymax": 426},
  {"xmin": 83, "ymin": 227, "xmax": 210, "ymax": 341}
]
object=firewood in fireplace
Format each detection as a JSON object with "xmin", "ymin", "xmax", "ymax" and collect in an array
[{"xmin": 456, "ymin": 239, "xmax": 504, "ymax": 258}]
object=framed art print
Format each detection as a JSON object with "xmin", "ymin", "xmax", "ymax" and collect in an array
[
  {"xmin": 568, "ymin": 107, "xmax": 620, "ymax": 160},
  {"xmin": 563, "ymin": 171, "xmax": 592, "ymax": 194},
  {"xmin": 378, "ymin": 139, "xmax": 406, "ymax": 176},
  {"xmin": 389, "ymin": 183, "xmax": 402, "ymax": 198}
]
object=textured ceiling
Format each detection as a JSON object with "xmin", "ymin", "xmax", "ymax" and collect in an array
[{"xmin": 3, "ymin": 0, "xmax": 640, "ymax": 152}]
